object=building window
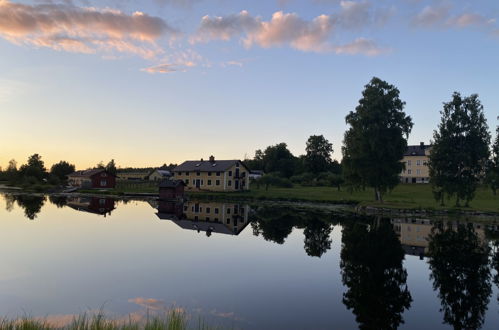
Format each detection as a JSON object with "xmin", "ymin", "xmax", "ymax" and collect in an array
[
  {"xmin": 197, "ymin": 172, "xmax": 200, "ymax": 176},
  {"xmin": 185, "ymin": 179, "xmax": 189, "ymax": 185},
  {"xmin": 208, "ymin": 172, "xmax": 212, "ymax": 176},
  {"xmin": 227, "ymin": 208, "xmax": 231, "ymax": 214},
  {"xmin": 214, "ymin": 218, "xmax": 219, "ymax": 222},
  {"xmin": 208, "ymin": 180, "xmax": 212, "ymax": 185},
  {"xmin": 186, "ymin": 172, "xmax": 189, "ymax": 176},
  {"xmin": 416, "ymin": 169, "xmax": 421, "ymax": 175},
  {"xmin": 216, "ymin": 172, "xmax": 221, "ymax": 176},
  {"xmin": 216, "ymin": 180, "xmax": 220, "ymax": 186},
  {"xmin": 228, "ymin": 180, "xmax": 232, "ymax": 186},
  {"xmin": 417, "ymin": 160, "xmax": 421, "ymax": 166},
  {"xmin": 214, "ymin": 208, "xmax": 219, "ymax": 214},
  {"xmin": 236, "ymin": 163, "xmax": 240, "ymax": 168},
  {"xmin": 226, "ymin": 218, "xmax": 230, "ymax": 224},
  {"xmin": 228, "ymin": 171, "xmax": 232, "ymax": 176},
  {"xmin": 407, "ymin": 160, "xmax": 412, "ymax": 166},
  {"xmin": 408, "ymin": 170, "xmax": 412, "ymax": 175},
  {"xmin": 99, "ymin": 199, "xmax": 106, "ymax": 205},
  {"xmin": 194, "ymin": 216, "xmax": 198, "ymax": 220},
  {"xmin": 206, "ymin": 207, "xmax": 211, "ymax": 214},
  {"xmin": 100, "ymin": 180, "xmax": 107, "ymax": 186},
  {"xmin": 184, "ymin": 206, "xmax": 188, "ymax": 211},
  {"xmin": 206, "ymin": 217, "xmax": 210, "ymax": 221}
]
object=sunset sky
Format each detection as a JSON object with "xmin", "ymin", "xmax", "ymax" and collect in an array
[{"xmin": 1, "ymin": 0, "xmax": 498, "ymax": 169}]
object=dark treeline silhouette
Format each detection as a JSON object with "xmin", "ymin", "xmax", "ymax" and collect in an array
[
  {"xmin": 245, "ymin": 136, "xmax": 343, "ymax": 191},
  {"xmin": 4, "ymin": 194, "xmax": 46, "ymax": 220}
]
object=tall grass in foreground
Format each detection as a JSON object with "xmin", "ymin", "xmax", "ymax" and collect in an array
[{"xmin": 0, "ymin": 309, "xmax": 222, "ymax": 330}]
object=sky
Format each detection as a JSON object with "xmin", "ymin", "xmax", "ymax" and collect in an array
[{"xmin": 1, "ymin": 0, "xmax": 498, "ymax": 169}]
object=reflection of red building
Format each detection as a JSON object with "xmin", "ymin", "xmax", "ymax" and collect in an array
[
  {"xmin": 67, "ymin": 197, "xmax": 116, "ymax": 217},
  {"xmin": 68, "ymin": 169, "xmax": 116, "ymax": 189},
  {"xmin": 158, "ymin": 180, "xmax": 185, "ymax": 201},
  {"xmin": 157, "ymin": 201, "xmax": 184, "ymax": 220}
]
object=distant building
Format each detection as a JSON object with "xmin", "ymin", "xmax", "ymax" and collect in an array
[
  {"xmin": 172, "ymin": 156, "xmax": 250, "ymax": 192},
  {"xmin": 249, "ymin": 170, "xmax": 264, "ymax": 180},
  {"xmin": 156, "ymin": 201, "xmax": 250, "ymax": 236},
  {"xmin": 67, "ymin": 169, "xmax": 116, "ymax": 189},
  {"xmin": 147, "ymin": 169, "xmax": 172, "ymax": 181},
  {"xmin": 118, "ymin": 171, "xmax": 150, "ymax": 181},
  {"xmin": 400, "ymin": 142, "xmax": 432, "ymax": 184},
  {"xmin": 158, "ymin": 179, "xmax": 185, "ymax": 201}
]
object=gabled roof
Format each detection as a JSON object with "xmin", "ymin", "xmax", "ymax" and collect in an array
[
  {"xmin": 68, "ymin": 169, "xmax": 115, "ymax": 178},
  {"xmin": 404, "ymin": 145, "xmax": 431, "ymax": 157},
  {"xmin": 159, "ymin": 179, "xmax": 185, "ymax": 188},
  {"xmin": 173, "ymin": 160, "xmax": 249, "ymax": 172}
]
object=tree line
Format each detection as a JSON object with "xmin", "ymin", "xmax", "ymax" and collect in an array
[{"xmin": 246, "ymin": 77, "xmax": 499, "ymax": 206}]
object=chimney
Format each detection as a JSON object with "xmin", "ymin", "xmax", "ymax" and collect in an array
[
  {"xmin": 200, "ymin": 158, "xmax": 204, "ymax": 162},
  {"xmin": 420, "ymin": 142, "xmax": 425, "ymax": 149},
  {"xmin": 209, "ymin": 155, "xmax": 215, "ymax": 163}
]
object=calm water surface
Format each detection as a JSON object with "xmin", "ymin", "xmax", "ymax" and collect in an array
[{"xmin": 1, "ymin": 193, "xmax": 499, "ymax": 329}]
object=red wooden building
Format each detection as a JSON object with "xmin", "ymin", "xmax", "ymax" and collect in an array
[
  {"xmin": 68, "ymin": 169, "xmax": 116, "ymax": 189},
  {"xmin": 159, "ymin": 179, "xmax": 185, "ymax": 201}
]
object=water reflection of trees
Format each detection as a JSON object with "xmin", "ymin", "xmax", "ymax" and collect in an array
[
  {"xmin": 340, "ymin": 218, "xmax": 412, "ymax": 330},
  {"xmin": 427, "ymin": 222, "xmax": 491, "ymax": 330},
  {"xmin": 251, "ymin": 206, "xmax": 335, "ymax": 258},
  {"xmin": 6, "ymin": 194, "xmax": 46, "ymax": 220},
  {"xmin": 49, "ymin": 195, "xmax": 67, "ymax": 208}
]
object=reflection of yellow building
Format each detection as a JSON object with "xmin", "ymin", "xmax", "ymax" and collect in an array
[
  {"xmin": 392, "ymin": 218, "xmax": 487, "ymax": 258},
  {"xmin": 156, "ymin": 201, "xmax": 251, "ymax": 236},
  {"xmin": 400, "ymin": 143, "xmax": 431, "ymax": 184},
  {"xmin": 172, "ymin": 156, "xmax": 250, "ymax": 192}
]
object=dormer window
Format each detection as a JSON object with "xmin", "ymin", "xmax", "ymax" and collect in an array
[{"xmin": 195, "ymin": 163, "xmax": 200, "ymax": 167}]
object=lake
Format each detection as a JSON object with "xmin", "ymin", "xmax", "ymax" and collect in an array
[{"xmin": 1, "ymin": 192, "xmax": 499, "ymax": 329}]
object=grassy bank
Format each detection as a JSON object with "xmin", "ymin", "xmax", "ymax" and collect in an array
[
  {"xmin": 0, "ymin": 310, "xmax": 219, "ymax": 330},
  {"xmin": 190, "ymin": 184, "xmax": 499, "ymax": 213}
]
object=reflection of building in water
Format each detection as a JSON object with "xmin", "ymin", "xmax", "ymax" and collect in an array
[
  {"xmin": 156, "ymin": 201, "xmax": 250, "ymax": 236},
  {"xmin": 67, "ymin": 197, "xmax": 116, "ymax": 217},
  {"xmin": 391, "ymin": 218, "xmax": 488, "ymax": 259}
]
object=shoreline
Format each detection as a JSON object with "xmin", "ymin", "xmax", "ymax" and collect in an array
[{"xmin": 2, "ymin": 187, "xmax": 499, "ymax": 220}]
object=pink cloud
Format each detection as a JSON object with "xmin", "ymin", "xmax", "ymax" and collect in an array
[{"xmin": 0, "ymin": 0, "xmax": 176, "ymax": 59}]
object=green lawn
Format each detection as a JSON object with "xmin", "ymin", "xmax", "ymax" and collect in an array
[{"xmin": 190, "ymin": 184, "xmax": 499, "ymax": 213}]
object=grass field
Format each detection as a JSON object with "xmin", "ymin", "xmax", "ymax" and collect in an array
[{"xmin": 190, "ymin": 184, "xmax": 499, "ymax": 213}]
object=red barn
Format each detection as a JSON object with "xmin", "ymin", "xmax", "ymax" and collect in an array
[
  {"xmin": 67, "ymin": 169, "xmax": 116, "ymax": 189},
  {"xmin": 159, "ymin": 179, "xmax": 185, "ymax": 201}
]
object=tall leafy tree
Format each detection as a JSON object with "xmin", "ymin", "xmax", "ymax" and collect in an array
[
  {"xmin": 6, "ymin": 159, "xmax": 18, "ymax": 183},
  {"xmin": 262, "ymin": 143, "xmax": 296, "ymax": 178},
  {"xmin": 487, "ymin": 123, "xmax": 499, "ymax": 195},
  {"xmin": 50, "ymin": 161, "xmax": 75, "ymax": 182},
  {"xmin": 427, "ymin": 222, "xmax": 492, "ymax": 329},
  {"xmin": 342, "ymin": 77, "xmax": 413, "ymax": 201},
  {"xmin": 106, "ymin": 159, "xmax": 117, "ymax": 176},
  {"xmin": 429, "ymin": 93, "xmax": 491, "ymax": 206},
  {"xmin": 19, "ymin": 154, "xmax": 47, "ymax": 181},
  {"xmin": 304, "ymin": 135, "xmax": 333, "ymax": 173}
]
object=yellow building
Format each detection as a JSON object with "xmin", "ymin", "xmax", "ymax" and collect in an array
[
  {"xmin": 117, "ymin": 171, "xmax": 149, "ymax": 181},
  {"xmin": 172, "ymin": 156, "xmax": 250, "ymax": 192},
  {"xmin": 400, "ymin": 142, "xmax": 431, "ymax": 184}
]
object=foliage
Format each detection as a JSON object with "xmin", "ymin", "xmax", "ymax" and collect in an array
[
  {"xmin": 50, "ymin": 161, "xmax": 75, "ymax": 182},
  {"xmin": 342, "ymin": 77, "xmax": 413, "ymax": 202},
  {"xmin": 427, "ymin": 222, "xmax": 492, "ymax": 330},
  {"xmin": 19, "ymin": 154, "xmax": 48, "ymax": 182},
  {"xmin": 255, "ymin": 173, "xmax": 293, "ymax": 190},
  {"xmin": 106, "ymin": 159, "xmax": 118, "ymax": 176},
  {"xmin": 340, "ymin": 218, "xmax": 412, "ymax": 329},
  {"xmin": 486, "ymin": 124, "xmax": 499, "ymax": 195},
  {"xmin": 429, "ymin": 93, "xmax": 491, "ymax": 206},
  {"xmin": 304, "ymin": 135, "xmax": 333, "ymax": 173}
]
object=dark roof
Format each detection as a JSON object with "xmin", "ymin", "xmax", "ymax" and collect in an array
[
  {"xmin": 404, "ymin": 144, "xmax": 431, "ymax": 156},
  {"xmin": 173, "ymin": 160, "xmax": 248, "ymax": 172},
  {"xmin": 159, "ymin": 179, "xmax": 185, "ymax": 188},
  {"xmin": 68, "ymin": 169, "xmax": 114, "ymax": 178}
]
